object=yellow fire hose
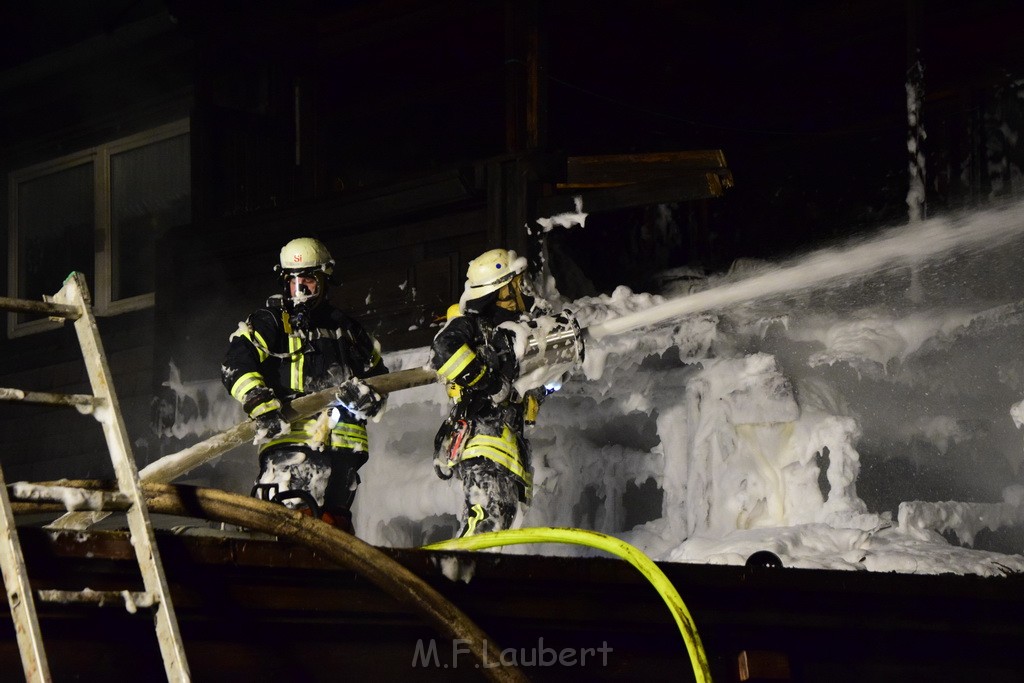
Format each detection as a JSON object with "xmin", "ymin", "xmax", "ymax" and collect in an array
[{"xmin": 424, "ymin": 527, "xmax": 712, "ymax": 683}]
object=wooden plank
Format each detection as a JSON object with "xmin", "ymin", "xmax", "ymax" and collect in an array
[
  {"xmin": 0, "ymin": 388, "xmax": 97, "ymax": 409},
  {"xmin": 538, "ymin": 172, "xmax": 725, "ymax": 217},
  {"xmin": 0, "ymin": 296, "xmax": 81, "ymax": 321},
  {"xmin": 566, "ymin": 150, "xmax": 728, "ymax": 185}
]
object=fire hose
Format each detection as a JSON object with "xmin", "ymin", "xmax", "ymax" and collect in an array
[{"xmin": 424, "ymin": 528, "xmax": 712, "ymax": 683}]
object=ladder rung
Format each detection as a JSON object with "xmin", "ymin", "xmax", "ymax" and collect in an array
[
  {"xmin": 0, "ymin": 387, "xmax": 101, "ymax": 409},
  {"xmin": 37, "ymin": 589, "xmax": 157, "ymax": 612},
  {"xmin": 0, "ymin": 295, "xmax": 81, "ymax": 320},
  {"xmin": 9, "ymin": 483, "xmax": 131, "ymax": 511}
]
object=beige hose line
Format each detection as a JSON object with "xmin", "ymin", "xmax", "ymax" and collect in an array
[{"xmin": 12, "ymin": 481, "xmax": 525, "ymax": 683}]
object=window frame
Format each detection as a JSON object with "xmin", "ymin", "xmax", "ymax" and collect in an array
[{"xmin": 7, "ymin": 119, "xmax": 190, "ymax": 338}]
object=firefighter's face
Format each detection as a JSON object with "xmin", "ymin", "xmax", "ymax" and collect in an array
[
  {"xmin": 287, "ymin": 274, "xmax": 319, "ymax": 299},
  {"xmin": 496, "ymin": 274, "xmax": 525, "ymax": 312}
]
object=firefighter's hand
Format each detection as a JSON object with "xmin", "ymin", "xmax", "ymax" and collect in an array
[
  {"xmin": 243, "ymin": 386, "xmax": 289, "ymax": 444},
  {"xmin": 252, "ymin": 409, "xmax": 290, "ymax": 444},
  {"xmin": 243, "ymin": 385, "xmax": 280, "ymax": 417},
  {"xmin": 336, "ymin": 377, "xmax": 385, "ymax": 420}
]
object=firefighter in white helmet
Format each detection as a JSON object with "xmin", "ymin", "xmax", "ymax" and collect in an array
[
  {"xmin": 222, "ymin": 237, "xmax": 387, "ymax": 533},
  {"xmin": 430, "ymin": 247, "xmax": 572, "ymax": 536}
]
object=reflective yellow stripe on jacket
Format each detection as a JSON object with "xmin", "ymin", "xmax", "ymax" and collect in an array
[
  {"xmin": 261, "ymin": 417, "xmax": 369, "ymax": 453},
  {"xmin": 460, "ymin": 427, "xmax": 531, "ymax": 486},
  {"xmin": 288, "ymin": 334, "xmax": 304, "ymax": 392},
  {"xmin": 437, "ymin": 343, "xmax": 487, "ymax": 387},
  {"xmin": 268, "ymin": 309, "xmax": 305, "ymax": 393},
  {"xmin": 232, "ymin": 322, "xmax": 273, "ymax": 364},
  {"xmin": 229, "ymin": 371, "xmax": 265, "ymax": 403}
]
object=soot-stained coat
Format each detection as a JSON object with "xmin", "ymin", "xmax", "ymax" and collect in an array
[
  {"xmin": 222, "ymin": 294, "xmax": 387, "ymax": 524},
  {"xmin": 430, "ymin": 296, "xmax": 546, "ymax": 536}
]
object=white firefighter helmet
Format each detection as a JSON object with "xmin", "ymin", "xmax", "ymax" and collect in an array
[
  {"xmin": 279, "ymin": 237, "xmax": 335, "ymax": 277},
  {"xmin": 277, "ymin": 237, "xmax": 335, "ymax": 312},
  {"xmin": 462, "ymin": 248, "xmax": 527, "ymax": 300}
]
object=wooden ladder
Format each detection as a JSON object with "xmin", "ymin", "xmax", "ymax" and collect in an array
[{"xmin": 0, "ymin": 272, "xmax": 190, "ymax": 682}]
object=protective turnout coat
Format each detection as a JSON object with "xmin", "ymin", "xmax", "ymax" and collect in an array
[
  {"xmin": 222, "ymin": 295, "xmax": 387, "ymax": 460},
  {"xmin": 430, "ymin": 307, "xmax": 536, "ymax": 501}
]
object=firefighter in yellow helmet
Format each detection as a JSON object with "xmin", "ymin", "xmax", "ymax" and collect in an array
[
  {"xmin": 429, "ymin": 248, "xmax": 553, "ymax": 537},
  {"xmin": 222, "ymin": 237, "xmax": 388, "ymax": 533}
]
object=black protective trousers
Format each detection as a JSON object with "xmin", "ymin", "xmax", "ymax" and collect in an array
[{"xmin": 455, "ymin": 458, "xmax": 521, "ymax": 536}]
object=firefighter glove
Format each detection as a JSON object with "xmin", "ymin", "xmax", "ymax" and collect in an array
[
  {"xmin": 253, "ymin": 409, "xmax": 289, "ymax": 444},
  {"xmin": 336, "ymin": 377, "xmax": 385, "ymax": 420},
  {"xmin": 242, "ymin": 385, "xmax": 280, "ymax": 418},
  {"xmin": 243, "ymin": 386, "xmax": 288, "ymax": 444}
]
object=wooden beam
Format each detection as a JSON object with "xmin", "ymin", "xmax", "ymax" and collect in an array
[
  {"xmin": 538, "ymin": 172, "xmax": 727, "ymax": 217},
  {"xmin": 0, "ymin": 296, "xmax": 81, "ymax": 321},
  {"xmin": 564, "ymin": 150, "xmax": 730, "ymax": 186},
  {"xmin": 504, "ymin": 0, "xmax": 542, "ymax": 153}
]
